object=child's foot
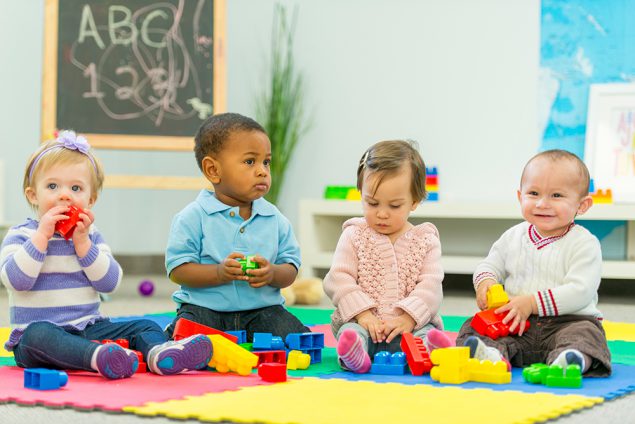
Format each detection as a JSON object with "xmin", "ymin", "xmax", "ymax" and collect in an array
[
  {"xmin": 424, "ymin": 328, "xmax": 453, "ymax": 351},
  {"xmin": 552, "ymin": 349, "xmax": 587, "ymax": 372},
  {"xmin": 336, "ymin": 329, "xmax": 371, "ymax": 373},
  {"xmin": 147, "ymin": 334, "xmax": 213, "ymax": 375},
  {"xmin": 92, "ymin": 343, "xmax": 138, "ymax": 379},
  {"xmin": 464, "ymin": 336, "xmax": 511, "ymax": 371}
]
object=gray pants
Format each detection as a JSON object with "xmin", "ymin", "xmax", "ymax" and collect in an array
[
  {"xmin": 335, "ymin": 322, "xmax": 436, "ymax": 359},
  {"xmin": 455, "ymin": 314, "xmax": 611, "ymax": 377}
]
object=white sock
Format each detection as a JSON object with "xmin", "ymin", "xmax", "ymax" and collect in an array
[{"xmin": 552, "ymin": 349, "xmax": 586, "ymax": 372}]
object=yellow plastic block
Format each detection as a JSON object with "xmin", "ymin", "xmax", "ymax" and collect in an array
[
  {"xmin": 208, "ymin": 334, "xmax": 258, "ymax": 376},
  {"xmin": 0, "ymin": 328, "xmax": 12, "ymax": 357},
  {"xmin": 591, "ymin": 189, "xmax": 613, "ymax": 204},
  {"xmin": 430, "ymin": 362, "xmax": 470, "ymax": 384},
  {"xmin": 603, "ymin": 320, "xmax": 635, "ymax": 342},
  {"xmin": 287, "ymin": 349, "xmax": 311, "ymax": 370},
  {"xmin": 427, "ymin": 184, "xmax": 439, "ymax": 191},
  {"xmin": 466, "ymin": 358, "xmax": 511, "ymax": 384},
  {"xmin": 430, "ymin": 346, "xmax": 470, "ymax": 366},
  {"xmin": 124, "ymin": 377, "xmax": 603, "ymax": 423},
  {"xmin": 486, "ymin": 284, "xmax": 509, "ymax": 309},
  {"xmin": 345, "ymin": 189, "xmax": 361, "ymax": 200}
]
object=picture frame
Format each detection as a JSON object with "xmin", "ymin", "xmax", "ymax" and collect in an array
[{"xmin": 585, "ymin": 82, "xmax": 635, "ymax": 203}]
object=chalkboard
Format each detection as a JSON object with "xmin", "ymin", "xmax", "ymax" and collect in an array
[{"xmin": 42, "ymin": 0, "xmax": 226, "ymax": 150}]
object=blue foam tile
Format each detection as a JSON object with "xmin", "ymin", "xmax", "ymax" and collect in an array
[{"xmin": 318, "ymin": 364, "xmax": 635, "ymax": 400}]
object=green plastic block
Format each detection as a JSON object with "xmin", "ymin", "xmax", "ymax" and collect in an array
[
  {"xmin": 522, "ymin": 363, "xmax": 549, "ymax": 384},
  {"xmin": 324, "ymin": 186, "xmax": 355, "ymax": 199},
  {"xmin": 238, "ymin": 256, "xmax": 259, "ymax": 274},
  {"xmin": 545, "ymin": 364, "xmax": 582, "ymax": 388}
]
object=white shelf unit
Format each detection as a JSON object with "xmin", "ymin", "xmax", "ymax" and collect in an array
[{"xmin": 299, "ymin": 199, "xmax": 635, "ymax": 280}]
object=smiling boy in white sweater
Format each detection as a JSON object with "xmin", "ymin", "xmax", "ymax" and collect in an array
[{"xmin": 456, "ymin": 149, "xmax": 611, "ymax": 376}]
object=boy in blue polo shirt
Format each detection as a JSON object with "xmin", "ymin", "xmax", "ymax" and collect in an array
[{"xmin": 164, "ymin": 113, "xmax": 309, "ymax": 341}]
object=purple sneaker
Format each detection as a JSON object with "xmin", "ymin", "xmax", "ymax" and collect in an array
[
  {"xmin": 148, "ymin": 334, "xmax": 213, "ymax": 375},
  {"xmin": 95, "ymin": 343, "xmax": 138, "ymax": 379}
]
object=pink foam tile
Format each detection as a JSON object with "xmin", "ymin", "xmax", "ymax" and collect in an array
[
  {"xmin": 0, "ymin": 366, "xmax": 269, "ymax": 411},
  {"xmin": 308, "ymin": 324, "xmax": 458, "ymax": 349}
]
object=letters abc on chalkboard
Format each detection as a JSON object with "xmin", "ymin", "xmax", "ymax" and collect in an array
[{"xmin": 55, "ymin": 0, "xmax": 216, "ymax": 138}]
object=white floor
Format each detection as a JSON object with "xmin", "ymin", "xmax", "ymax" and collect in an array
[{"xmin": 0, "ymin": 275, "xmax": 634, "ymax": 423}]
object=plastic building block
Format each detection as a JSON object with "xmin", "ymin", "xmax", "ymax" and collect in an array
[
  {"xmin": 258, "ymin": 362, "xmax": 287, "ymax": 382},
  {"xmin": 253, "ymin": 333, "xmax": 285, "ymax": 350},
  {"xmin": 324, "ymin": 186, "xmax": 356, "ymax": 199},
  {"xmin": 400, "ymin": 332, "xmax": 432, "ymax": 376},
  {"xmin": 430, "ymin": 347, "xmax": 471, "ymax": 384},
  {"xmin": 208, "ymin": 335, "xmax": 258, "ymax": 376},
  {"xmin": 287, "ymin": 350, "xmax": 311, "ymax": 370},
  {"xmin": 470, "ymin": 308, "xmax": 530, "ymax": 340},
  {"xmin": 55, "ymin": 205, "xmax": 83, "ymax": 240},
  {"xmin": 238, "ymin": 256, "xmax": 259, "ymax": 274},
  {"xmin": 345, "ymin": 189, "xmax": 361, "ymax": 200},
  {"xmin": 523, "ymin": 363, "xmax": 582, "ymax": 388},
  {"xmin": 173, "ymin": 318, "xmax": 238, "ymax": 343},
  {"xmin": 226, "ymin": 330, "xmax": 247, "ymax": 344},
  {"xmin": 253, "ymin": 350, "xmax": 287, "ymax": 366},
  {"xmin": 465, "ymin": 358, "xmax": 511, "ymax": 384},
  {"xmin": 371, "ymin": 351, "xmax": 408, "ymax": 375},
  {"xmin": 426, "ymin": 166, "xmax": 438, "ymax": 176},
  {"xmin": 427, "ymin": 192, "xmax": 439, "ymax": 201},
  {"xmin": 285, "ymin": 333, "xmax": 325, "ymax": 350},
  {"xmin": 591, "ymin": 188, "xmax": 613, "ymax": 204},
  {"xmin": 486, "ymin": 284, "xmax": 509, "ymax": 310},
  {"xmin": 24, "ymin": 368, "xmax": 68, "ymax": 390}
]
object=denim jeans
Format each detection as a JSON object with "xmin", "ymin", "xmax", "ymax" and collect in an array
[
  {"xmin": 13, "ymin": 319, "xmax": 168, "ymax": 371},
  {"xmin": 336, "ymin": 322, "xmax": 436, "ymax": 358},
  {"xmin": 165, "ymin": 303, "xmax": 310, "ymax": 342}
]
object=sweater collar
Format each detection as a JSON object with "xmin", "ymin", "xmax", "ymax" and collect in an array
[{"xmin": 528, "ymin": 222, "xmax": 575, "ymax": 250}]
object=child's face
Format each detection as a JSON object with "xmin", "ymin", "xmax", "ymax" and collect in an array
[
  {"xmin": 361, "ymin": 165, "xmax": 418, "ymax": 241},
  {"xmin": 517, "ymin": 157, "xmax": 591, "ymax": 237},
  {"xmin": 26, "ymin": 161, "xmax": 95, "ymax": 218},
  {"xmin": 207, "ymin": 130, "xmax": 272, "ymax": 207}
]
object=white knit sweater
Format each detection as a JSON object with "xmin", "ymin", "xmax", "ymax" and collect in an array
[{"xmin": 473, "ymin": 222, "xmax": 602, "ymax": 318}]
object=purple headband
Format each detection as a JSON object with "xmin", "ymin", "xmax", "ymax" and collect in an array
[{"xmin": 28, "ymin": 131, "xmax": 97, "ymax": 183}]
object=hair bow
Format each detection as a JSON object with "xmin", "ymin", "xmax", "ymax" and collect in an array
[{"xmin": 57, "ymin": 130, "xmax": 91, "ymax": 153}]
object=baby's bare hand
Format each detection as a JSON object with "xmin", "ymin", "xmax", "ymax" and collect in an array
[{"xmin": 217, "ymin": 253, "xmax": 249, "ymax": 283}]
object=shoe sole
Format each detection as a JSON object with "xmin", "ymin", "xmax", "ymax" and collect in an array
[
  {"xmin": 97, "ymin": 344, "xmax": 138, "ymax": 379},
  {"xmin": 155, "ymin": 335, "xmax": 212, "ymax": 375}
]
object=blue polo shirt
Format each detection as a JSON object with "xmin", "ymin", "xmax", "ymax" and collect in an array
[{"xmin": 165, "ymin": 190, "xmax": 301, "ymax": 312}]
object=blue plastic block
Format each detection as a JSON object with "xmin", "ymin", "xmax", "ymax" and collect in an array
[
  {"xmin": 425, "ymin": 166, "xmax": 438, "ymax": 176},
  {"xmin": 370, "ymin": 351, "xmax": 407, "ymax": 375},
  {"xmin": 253, "ymin": 333, "xmax": 285, "ymax": 350},
  {"xmin": 226, "ymin": 330, "xmax": 247, "ymax": 344},
  {"xmin": 427, "ymin": 192, "xmax": 439, "ymax": 201},
  {"xmin": 24, "ymin": 368, "xmax": 68, "ymax": 390},
  {"xmin": 285, "ymin": 332, "xmax": 325, "ymax": 350}
]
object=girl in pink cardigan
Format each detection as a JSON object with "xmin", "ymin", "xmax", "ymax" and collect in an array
[{"xmin": 323, "ymin": 140, "xmax": 451, "ymax": 373}]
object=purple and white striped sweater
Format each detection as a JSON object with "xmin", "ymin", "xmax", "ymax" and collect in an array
[{"xmin": 0, "ymin": 218, "xmax": 122, "ymax": 351}]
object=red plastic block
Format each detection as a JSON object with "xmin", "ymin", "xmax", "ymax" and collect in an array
[
  {"xmin": 253, "ymin": 350, "xmax": 287, "ymax": 366},
  {"xmin": 173, "ymin": 318, "xmax": 238, "ymax": 343},
  {"xmin": 400, "ymin": 333, "xmax": 432, "ymax": 376},
  {"xmin": 55, "ymin": 205, "xmax": 84, "ymax": 240},
  {"xmin": 470, "ymin": 308, "xmax": 530, "ymax": 340},
  {"xmin": 258, "ymin": 363, "xmax": 287, "ymax": 382}
]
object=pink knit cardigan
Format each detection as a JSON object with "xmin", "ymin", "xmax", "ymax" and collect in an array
[{"xmin": 323, "ymin": 217, "xmax": 444, "ymax": 334}]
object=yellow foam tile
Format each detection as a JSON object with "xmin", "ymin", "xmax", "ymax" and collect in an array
[
  {"xmin": 0, "ymin": 328, "xmax": 12, "ymax": 357},
  {"xmin": 124, "ymin": 378, "xmax": 602, "ymax": 423},
  {"xmin": 603, "ymin": 321, "xmax": 635, "ymax": 342}
]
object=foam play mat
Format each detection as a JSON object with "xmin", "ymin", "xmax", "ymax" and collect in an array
[{"xmin": 1, "ymin": 308, "xmax": 635, "ymax": 423}]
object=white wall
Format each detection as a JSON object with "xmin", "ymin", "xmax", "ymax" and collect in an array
[{"xmin": 0, "ymin": 0, "xmax": 540, "ymax": 254}]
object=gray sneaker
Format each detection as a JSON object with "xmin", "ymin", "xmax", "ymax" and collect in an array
[{"xmin": 147, "ymin": 334, "xmax": 213, "ymax": 375}]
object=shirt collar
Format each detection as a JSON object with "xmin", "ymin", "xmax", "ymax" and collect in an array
[
  {"xmin": 528, "ymin": 222, "xmax": 575, "ymax": 250},
  {"xmin": 195, "ymin": 190, "xmax": 276, "ymax": 217}
]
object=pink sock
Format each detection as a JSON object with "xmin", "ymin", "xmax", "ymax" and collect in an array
[
  {"xmin": 424, "ymin": 328, "xmax": 453, "ymax": 351},
  {"xmin": 337, "ymin": 329, "xmax": 371, "ymax": 373}
]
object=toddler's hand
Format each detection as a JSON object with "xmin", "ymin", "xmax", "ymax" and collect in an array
[
  {"xmin": 245, "ymin": 255, "xmax": 274, "ymax": 288},
  {"xmin": 476, "ymin": 278, "xmax": 497, "ymax": 310},
  {"xmin": 496, "ymin": 294, "xmax": 536, "ymax": 336},
  {"xmin": 217, "ymin": 252, "xmax": 249, "ymax": 283},
  {"xmin": 356, "ymin": 310, "xmax": 385, "ymax": 343},
  {"xmin": 72, "ymin": 208, "xmax": 94, "ymax": 257},
  {"xmin": 34, "ymin": 205, "xmax": 71, "ymax": 243},
  {"xmin": 383, "ymin": 314, "xmax": 416, "ymax": 343}
]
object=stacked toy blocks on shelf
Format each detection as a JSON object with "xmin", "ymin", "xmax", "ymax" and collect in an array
[{"xmin": 426, "ymin": 167, "xmax": 439, "ymax": 201}]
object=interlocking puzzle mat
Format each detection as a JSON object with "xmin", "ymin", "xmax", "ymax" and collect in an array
[
  {"xmin": 124, "ymin": 377, "xmax": 603, "ymax": 424},
  {"xmin": 0, "ymin": 366, "xmax": 270, "ymax": 411}
]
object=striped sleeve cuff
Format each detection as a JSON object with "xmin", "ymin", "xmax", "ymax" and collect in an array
[
  {"xmin": 534, "ymin": 290, "xmax": 559, "ymax": 317},
  {"xmin": 473, "ymin": 272, "xmax": 497, "ymax": 289}
]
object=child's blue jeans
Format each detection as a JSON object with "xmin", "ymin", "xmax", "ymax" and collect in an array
[
  {"xmin": 165, "ymin": 303, "xmax": 310, "ymax": 341},
  {"xmin": 13, "ymin": 319, "xmax": 168, "ymax": 371}
]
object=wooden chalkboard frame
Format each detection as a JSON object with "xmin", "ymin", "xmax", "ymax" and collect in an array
[{"xmin": 41, "ymin": 0, "xmax": 226, "ymax": 152}]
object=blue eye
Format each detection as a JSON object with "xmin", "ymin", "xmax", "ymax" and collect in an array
[{"xmin": 47, "ymin": 183, "xmax": 57, "ymax": 190}]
